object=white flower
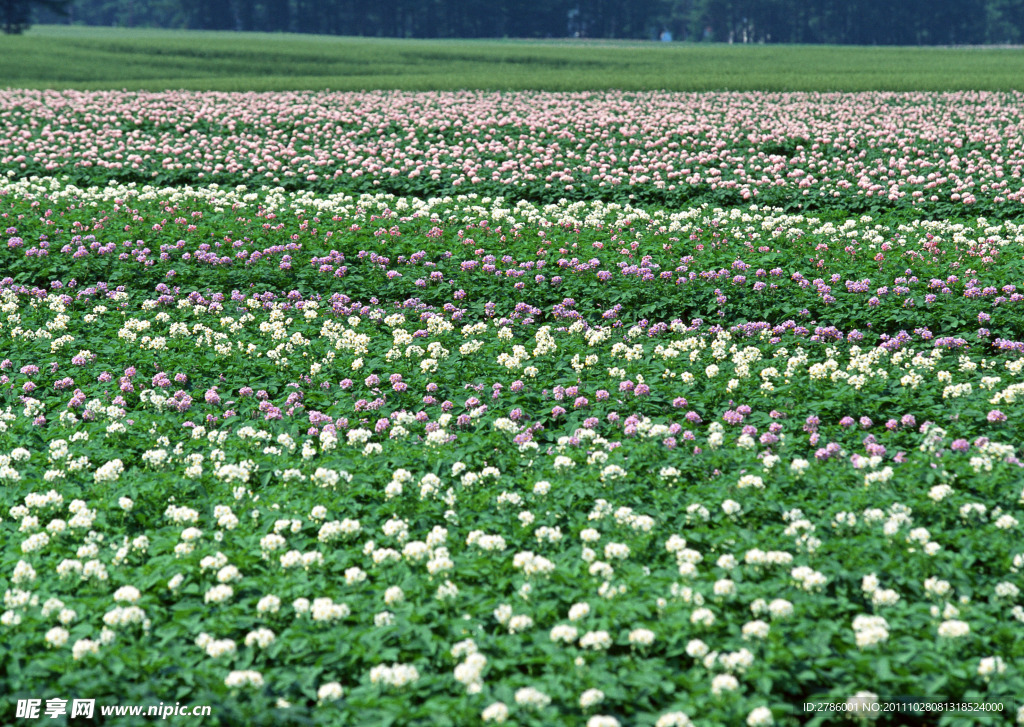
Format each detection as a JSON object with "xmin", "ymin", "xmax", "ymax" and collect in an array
[
  {"xmin": 604, "ymin": 542, "xmax": 630, "ymax": 560},
  {"xmin": 713, "ymin": 579, "xmax": 736, "ymax": 598},
  {"xmin": 852, "ymin": 614, "xmax": 889, "ymax": 649},
  {"xmin": 514, "ymin": 687, "xmax": 551, "ymax": 710},
  {"xmin": 736, "ymin": 474, "xmax": 764, "ymax": 489},
  {"xmin": 587, "ymin": 717, "xmax": 620, "ymax": 727},
  {"xmin": 507, "ymin": 614, "xmax": 534, "ymax": 633},
  {"xmin": 244, "ymin": 628, "xmax": 276, "ymax": 649},
  {"xmin": 579, "ymin": 630, "xmax": 612, "ymax": 650},
  {"xmin": 767, "ymin": 599, "xmax": 793, "ymax": 619},
  {"xmin": 384, "ymin": 586, "xmax": 404, "ymax": 606},
  {"xmin": 691, "ymin": 608, "xmax": 716, "ymax": 627},
  {"xmin": 978, "ymin": 656, "xmax": 1006, "ymax": 681},
  {"xmin": 374, "ymin": 611, "xmax": 395, "ymax": 627},
  {"xmin": 113, "ymin": 585, "xmax": 141, "ymax": 604},
  {"xmin": 204, "ymin": 638, "xmax": 237, "ymax": 658},
  {"xmin": 12, "ymin": 559, "xmax": 36, "ymax": 584},
  {"xmin": 628, "ymin": 628, "xmax": 655, "ymax": 646},
  {"xmin": 217, "ymin": 565, "xmax": 242, "ymax": 583},
  {"xmin": 72, "ymin": 638, "xmax": 100, "ymax": 660},
  {"xmin": 369, "ymin": 663, "xmax": 419, "ymax": 688},
  {"xmin": 568, "ymin": 602, "xmax": 590, "ymax": 621},
  {"xmin": 453, "ymin": 652, "xmax": 486, "ymax": 692},
  {"xmin": 711, "ymin": 673, "xmax": 739, "ymax": 696},
  {"xmin": 937, "ymin": 619, "xmax": 970, "ymax": 638},
  {"xmin": 722, "ymin": 499, "xmax": 742, "ymax": 515},
  {"xmin": 843, "ymin": 691, "xmax": 881, "ymax": 721},
  {"xmin": 995, "ymin": 514, "xmax": 1018, "ymax": 530},
  {"xmin": 746, "ymin": 706, "xmax": 774, "ymax": 726},
  {"xmin": 550, "ymin": 624, "xmax": 579, "ymax": 643},
  {"xmin": 655, "ymin": 712, "xmax": 694, "ymax": 727},
  {"xmin": 224, "ymin": 670, "xmax": 264, "ymax": 689},
  {"xmin": 720, "ymin": 648, "xmax": 755, "ymax": 674},
  {"xmin": 345, "ymin": 566, "xmax": 368, "ymax": 584},
  {"xmin": 317, "ymin": 682, "xmax": 344, "ymax": 703},
  {"xmin": 481, "ymin": 702, "xmax": 509, "ymax": 723},
  {"xmin": 742, "ymin": 620, "xmax": 770, "ymax": 640},
  {"xmin": 871, "ymin": 588, "xmax": 900, "ymax": 607},
  {"xmin": 685, "ymin": 639, "xmax": 709, "ymax": 658},
  {"xmin": 93, "ymin": 459, "xmax": 124, "ymax": 483},
  {"xmin": 790, "ymin": 458, "xmax": 810, "ymax": 477},
  {"xmin": 45, "ymin": 626, "xmax": 69, "ymax": 648},
  {"xmin": 204, "ymin": 585, "xmax": 233, "ymax": 604},
  {"xmin": 995, "ymin": 581, "xmax": 1020, "ymax": 599},
  {"xmin": 580, "ymin": 688, "xmax": 605, "ymax": 709}
]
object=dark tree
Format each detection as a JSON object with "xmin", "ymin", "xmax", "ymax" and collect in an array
[
  {"xmin": 30, "ymin": 0, "xmax": 1024, "ymax": 43},
  {"xmin": 2, "ymin": 0, "xmax": 71, "ymax": 33}
]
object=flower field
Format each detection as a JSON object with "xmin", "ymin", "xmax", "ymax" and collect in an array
[
  {"xmin": 4, "ymin": 90, "xmax": 1024, "ymax": 216},
  {"xmin": 1, "ymin": 91, "xmax": 1024, "ymax": 727}
]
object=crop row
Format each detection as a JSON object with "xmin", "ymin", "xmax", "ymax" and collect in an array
[
  {"xmin": 4, "ymin": 177, "xmax": 1024, "ymax": 343},
  {"xmin": 1, "ymin": 179, "xmax": 1023, "ymax": 725},
  {"xmin": 3, "ymin": 90, "xmax": 1024, "ymax": 217}
]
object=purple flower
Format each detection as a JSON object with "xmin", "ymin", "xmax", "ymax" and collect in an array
[{"xmin": 724, "ymin": 410, "xmax": 744, "ymax": 425}]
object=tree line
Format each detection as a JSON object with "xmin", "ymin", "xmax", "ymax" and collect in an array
[{"xmin": 12, "ymin": 0, "xmax": 1024, "ymax": 44}]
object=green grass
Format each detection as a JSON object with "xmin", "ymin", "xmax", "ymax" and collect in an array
[{"xmin": 3, "ymin": 25, "xmax": 1024, "ymax": 91}]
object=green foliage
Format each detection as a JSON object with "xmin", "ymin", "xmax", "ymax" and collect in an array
[
  {"xmin": 4, "ymin": 26, "xmax": 1024, "ymax": 91},
  {"xmin": 0, "ymin": 178, "xmax": 1023, "ymax": 725}
]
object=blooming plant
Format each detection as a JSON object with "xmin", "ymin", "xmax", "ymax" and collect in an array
[
  {"xmin": 0, "ymin": 92, "xmax": 1023, "ymax": 727},
  {"xmin": 2, "ymin": 90, "xmax": 1024, "ymax": 217}
]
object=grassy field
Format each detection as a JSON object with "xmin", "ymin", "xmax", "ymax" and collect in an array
[{"xmin": 3, "ymin": 25, "xmax": 1024, "ymax": 91}]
